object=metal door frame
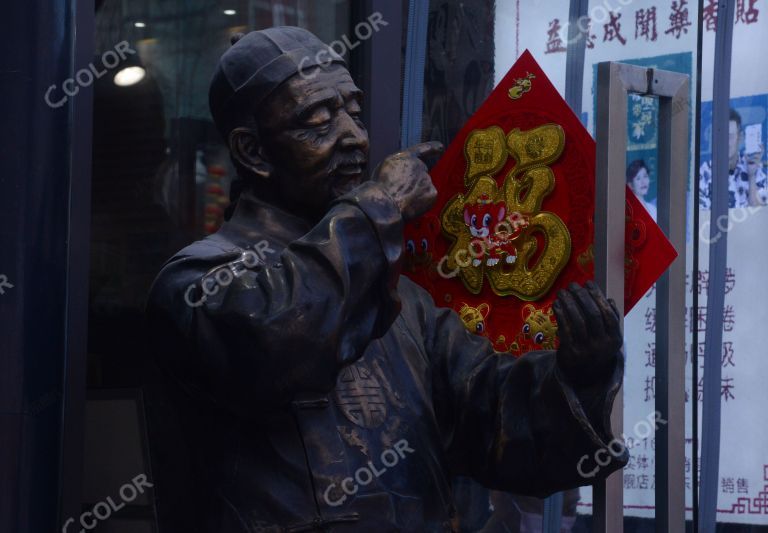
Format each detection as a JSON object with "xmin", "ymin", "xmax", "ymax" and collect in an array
[{"xmin": 594, "ymin": 62, "xmax": 689, "ymax": 533}]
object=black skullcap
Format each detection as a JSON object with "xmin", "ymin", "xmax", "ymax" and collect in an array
[{"xmin": 209, "ymin": 26, "xmax": 347, "ymax": 139}]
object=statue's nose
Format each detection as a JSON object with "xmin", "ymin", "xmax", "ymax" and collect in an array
[{"xmin": 338, "ymin": 114, "xmax": 369, "ymax": 152}]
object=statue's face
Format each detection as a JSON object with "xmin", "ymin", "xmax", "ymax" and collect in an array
[{"xmin": 258, "ymin": 64, "xmax": 370, "ymax": 216}]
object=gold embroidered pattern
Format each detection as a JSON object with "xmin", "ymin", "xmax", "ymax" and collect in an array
[
  {"xmin": 507, "ymin": 72, "xmax": 536, "ymax": 100},
  {"xmin": 521, "ymin": 304, "xmax": 558, "ymax": 350},
  {"xmin": 464, "ymin": 126, "xmax": 508, "ymax": 187},
  {"xmin": 458, "ymin": 302, "xmax": 490, "ymax": 336},
  {"xmin": 440, "ymin": 124, "xmax": 571, "ymax": 300}
]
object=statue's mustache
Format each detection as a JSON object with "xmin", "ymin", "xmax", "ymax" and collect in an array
[{"xmin": 329, "ymin": 152, "xmax": 367, "ymax": 173}]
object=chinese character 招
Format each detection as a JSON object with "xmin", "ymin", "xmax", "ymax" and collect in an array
[{"xmin": 644, "ymin": 376, "xmax": 656, "ymax": 402}]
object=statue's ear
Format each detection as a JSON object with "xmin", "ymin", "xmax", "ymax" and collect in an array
[{"xmin": 229, "ymin": 127, "xmax": 273, "ymax": 180}]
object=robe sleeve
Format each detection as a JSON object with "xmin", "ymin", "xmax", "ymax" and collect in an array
[
  {"xmin": 147, "ymin": 182, "xmax": 404, "ymax": 414},
  {"xmin": 419, "ymin": 290, "xmax": 627, "ymax": 497}
]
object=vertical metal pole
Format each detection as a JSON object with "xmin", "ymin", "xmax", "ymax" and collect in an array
[
  {"xmin": 655, "ymin": 71, "xmax": 689, "ymax": 533},
  {"xmin": 564, "ymin": 0, "xmax": 589, "ymax": 117},
  {"xmin": 692, "ymin": 1, "xmax": 705, "ymax": 529},
  {"xmin": 401, "ymin": 0, "xmax": 429, "ymax": 149},
  {"xmin": 355, "ymin": 0, "xmax": 403, "ymax": 168},
  {"xmin": 593, "ymin": 61, "xmax": 629, "ymax": 533},
  {"xmin": 700, "ymin": 1, "xmax": 735, "ymax": 531},
  {"xmin": 548, "ymin": 3, "xmax": 589, "ymax": 529},
  {"xmin": 59, "ymin": 0, "xmax": 94, "ymax": 527}
]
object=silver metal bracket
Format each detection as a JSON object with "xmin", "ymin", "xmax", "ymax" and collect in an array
[{"xmin": 594, "ymin": 62, "xmax": 689, "ymax": 533}]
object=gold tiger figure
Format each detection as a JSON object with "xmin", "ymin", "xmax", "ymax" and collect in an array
[
  {"xmin": 458, "ymin": 303, "xmax": 490, "ymax": 336},
  {"xmin": 521, "ymin": 304, "xmax": 558, "ymax": 349}
]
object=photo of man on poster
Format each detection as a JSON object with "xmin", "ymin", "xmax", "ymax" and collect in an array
[{"xmin": 699, "ymin": 108, "xmax": 768, "ymax": 209}]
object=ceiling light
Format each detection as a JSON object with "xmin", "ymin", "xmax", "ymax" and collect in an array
[
  {"xmin": 114, "ymin": 66, "xmax": 146, "ymax": 87},
  {"xmin": 223, "ymin": 9, "xmax": 237, "ymax": 16},
  {"xmin": 134, "ymin": 21, "xmax": 146, "ymax": 28}
]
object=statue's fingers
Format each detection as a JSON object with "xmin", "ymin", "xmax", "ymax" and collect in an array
[
  {"xmin": 584, "ymin": 282, "xmax": 624, "ymax": 347},
  {"xmin": 403, "ymin": 141, "xmax": 445, "ymax": 162},
  {"xmin": 586, "ymin": 280, "xmax": 621, "ymax": 336},
  {"xmin": 570, "ymin": 282, "xmax": 605, "ymax": 338},
  {"xmin": 557, "ymin": 289, "xmax": 587, "ymax": 345}
]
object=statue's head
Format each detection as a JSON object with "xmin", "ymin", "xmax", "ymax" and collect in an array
[{"xmin": 210, "ymin": 27, "xmax": 369, "ymax": 220}]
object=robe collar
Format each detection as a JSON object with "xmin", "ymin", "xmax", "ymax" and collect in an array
[{"xmin": 219, "ymin": 193, "xmax": 313, "ymax": 249}]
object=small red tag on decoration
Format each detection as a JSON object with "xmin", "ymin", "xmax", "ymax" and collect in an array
[{"xmin": 403, "ymin": 50, "xmax": 677, "ymax": 355}]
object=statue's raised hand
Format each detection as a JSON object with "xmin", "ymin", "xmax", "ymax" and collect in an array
[
  {"xmin": 553, "ymin": 281, "xmax": 623, "ymax": 386},
  {"xmin": 373, "ymin": 141, "xmax": 444, "ymax": 221}
]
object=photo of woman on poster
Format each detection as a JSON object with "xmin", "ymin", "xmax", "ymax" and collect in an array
[{"xmin": 627, "ymin": 159, "xmax": 658, "ymax": 221}]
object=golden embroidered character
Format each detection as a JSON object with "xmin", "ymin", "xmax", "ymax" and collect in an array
[{"xmin": 441, "ymin": 124, "xmax": 571, "ymax": 299}]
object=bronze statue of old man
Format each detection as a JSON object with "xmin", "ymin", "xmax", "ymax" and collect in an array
[{"xmin": 147, "ymin": 26, "xmax": 627, "ymax": 533}]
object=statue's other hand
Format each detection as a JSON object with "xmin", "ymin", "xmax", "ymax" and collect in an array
[
  {"xmin": 553, "ymin": 281, "xmax": 623, "ymax": 386},
  {"xmin": 372, "ymin": 141, "xmax": 444, "ymax": 221}
]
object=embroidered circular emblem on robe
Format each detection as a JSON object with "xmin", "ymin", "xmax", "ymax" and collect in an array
[{"xmin": 334, "ymin": 362, "xmax": 387, "ymax": 428}]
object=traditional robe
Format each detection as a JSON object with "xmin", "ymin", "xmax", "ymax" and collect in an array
[{"xmin": 147, "ymin": 181, "xmax": 626, "ymax": 532}]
